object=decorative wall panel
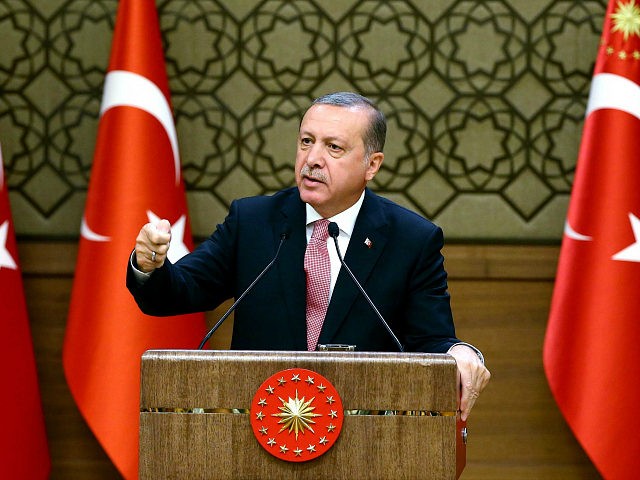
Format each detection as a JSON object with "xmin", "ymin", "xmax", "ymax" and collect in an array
[{"xmin": 0, "ymin": 0, "xmax": 607, "ymax": 240}]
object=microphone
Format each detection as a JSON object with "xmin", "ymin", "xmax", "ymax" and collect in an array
[
  {"xmin": 328, "ymin": 222, "xmax": 404, "ymax": 352},
  {"xmin": 197, "ymin": 227, "xmax": 290, "ymax": 350}
]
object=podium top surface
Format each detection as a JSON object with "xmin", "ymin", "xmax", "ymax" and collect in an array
[{"xmin": 140, "ymin": 349, "xmax": 458, "ymax": 412}]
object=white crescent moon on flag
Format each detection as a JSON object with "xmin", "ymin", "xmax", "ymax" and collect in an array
[
  {"xmin": 81, "ymin": 216, "xmax": 110, "ymax": 242},
  {"xmin": 586, "ymin": 73, "xmax": 640, "ymax": 120},
  {"xmin": 564, "ymin": 221, "xmax": 593, "ymax": 241},
  {"xmin": 81, "ymin": 70, "xmax": 181, "ymax": 242},
  {"xmin": 100, "ymin": 69, "xmax": 181, "ymax": 186},
  {"xmin": 564, "ymin": 73, "xmax": 640, "ymax": 242}
]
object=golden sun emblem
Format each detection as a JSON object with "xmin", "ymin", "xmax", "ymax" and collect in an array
[
  {"xmin": 250, "ymin": 368, "xmax": 344, "ymax": 462},
  {"xmin": 611, "ymin": 0, "xmax": 640, "ymax": 41},
  {"xmin": 272, "ymin": 390, "xmax": 322, "ymax": 439}
]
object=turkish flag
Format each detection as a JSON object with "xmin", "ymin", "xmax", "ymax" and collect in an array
[
  {"xmin": 62, "ymin": 1, "xmax": 207, "ymax": 478},
  {"xmin": 0, "ymin": 146, "xmax": 50, "ymax": 478},
  {"xmin": 544, "ymin": 1, "xmax": 640, "ymax": 478}
]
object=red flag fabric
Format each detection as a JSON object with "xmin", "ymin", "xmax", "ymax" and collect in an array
[
  {"xmin": 62, "ymin": 1, "xmax": 207, "ymax": 478},
  {"xmin": 544, "ymin": 1, "xmax": 640, "ymax": 478},
  {"xmin": 0, "ymin": 145, "xmax": 50, "ymax": 478}
]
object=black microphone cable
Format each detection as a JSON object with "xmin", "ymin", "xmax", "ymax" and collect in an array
[
  {"xmin": 328, "ymin": 222, "xmax": 404, "ymax": 352},
  {"xmin": 197, "ymin": 228, "xmax": 289, "ymax": 350}
]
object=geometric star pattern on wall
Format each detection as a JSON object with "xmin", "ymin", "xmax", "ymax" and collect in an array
[{"xmin": 0, "ymin": 0, "xmax": 608, "ymax": 240}]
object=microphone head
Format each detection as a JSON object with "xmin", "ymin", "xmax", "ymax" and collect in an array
[
  {"xmin": 328, "ymin": 222, "xmax": 340, "ymax": 239},
  {"xmin": 281, "ymin": 224, "xmax": 291, "ymax": 240}
]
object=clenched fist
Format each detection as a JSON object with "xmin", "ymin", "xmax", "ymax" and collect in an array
[{"xmin": 135, "ymin": 219, "xmax": 172, "ymax": 273}]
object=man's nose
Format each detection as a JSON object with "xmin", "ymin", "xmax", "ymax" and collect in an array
[{"xmin": 305, "ymin": 143, "xmax": 326, "ymax": 168}]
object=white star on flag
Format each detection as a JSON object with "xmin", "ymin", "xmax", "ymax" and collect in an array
[
  {"xmin": 0, "ymin": 220, "xmax": 17, "ymax": 270},
  {"xmin": 612, "ymin": 213, "xmax": 640, "ymax": 262},
  {"xmin": 146, "ymin": 210, "xmax": 190, "ymax": 263}
]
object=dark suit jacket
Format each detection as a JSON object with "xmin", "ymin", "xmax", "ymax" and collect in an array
[{"xmin": 127, "ymin": 187, "xmax": 459, "ymax": 352}]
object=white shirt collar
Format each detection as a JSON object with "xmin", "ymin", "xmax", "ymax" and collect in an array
[{"xmin": 305, "ymin": 191, "xmax": 365, "ymax": 237}]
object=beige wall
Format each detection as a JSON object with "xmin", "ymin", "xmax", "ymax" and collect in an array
[{"xmin": 1, "ymin": 0, "xmax": 607, "ymax": 241}]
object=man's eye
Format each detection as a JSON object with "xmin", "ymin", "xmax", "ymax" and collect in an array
[
  {"xmin": 328, "ymin": 143, "xmax": 342, "ymax": 152},
  {"xmin": 300, "ymin": 137, "xmax": 312, "ymax": 146}
]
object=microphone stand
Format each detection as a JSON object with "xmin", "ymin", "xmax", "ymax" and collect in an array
[
  {"xmin": 328, "ymin": 222, "xmax": 404, "ymax": 352},
  {"xmin": 197, "ymin": 232, "xmax": 288, "ymax": 349}
]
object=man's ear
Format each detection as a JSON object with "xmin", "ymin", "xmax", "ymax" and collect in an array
[{"xmin": 365, "ymin": 152, "xmax": 384, "ymax": 181}]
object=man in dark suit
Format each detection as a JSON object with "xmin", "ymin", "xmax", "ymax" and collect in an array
[{"xmin": 127, "ymin": 92, "xmax": 490, "ymax": 419}]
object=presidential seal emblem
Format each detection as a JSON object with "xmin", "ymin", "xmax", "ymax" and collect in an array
[{"xmin": 249, "ymin": 368, "xmax": 344, "ymax": 462}]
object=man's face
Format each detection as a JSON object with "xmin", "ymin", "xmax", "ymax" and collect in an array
[{"xmin": 295, "ymin": 104, "xmax": 383, "ymax": 218}]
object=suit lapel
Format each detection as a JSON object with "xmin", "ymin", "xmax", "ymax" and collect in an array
[
  {"xmin": 276, "ymin": 192, "xmax": 308, "ymax": 349},
  {"xmin": 319, "ymin": 190, "xmax": 389, "ymax": 344}
]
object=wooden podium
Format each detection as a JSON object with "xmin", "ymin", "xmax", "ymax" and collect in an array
[{"xmin": 139, "ymin": 350, "xmax": 466, "ymax": 479}]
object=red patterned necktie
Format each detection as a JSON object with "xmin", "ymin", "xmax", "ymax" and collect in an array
[{"xmin": 305, "ymin": 219, "xmax": 331, "ymax": 351}]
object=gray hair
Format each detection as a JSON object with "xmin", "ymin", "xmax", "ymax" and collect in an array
[{"xmin": 310, "ymin": 92, "xmax": 386, "ymax": 156}]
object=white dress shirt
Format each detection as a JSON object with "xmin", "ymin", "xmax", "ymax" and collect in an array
[{"xmin": 305, "ymin": 191, "xmax": 365, "ymax": 300}]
